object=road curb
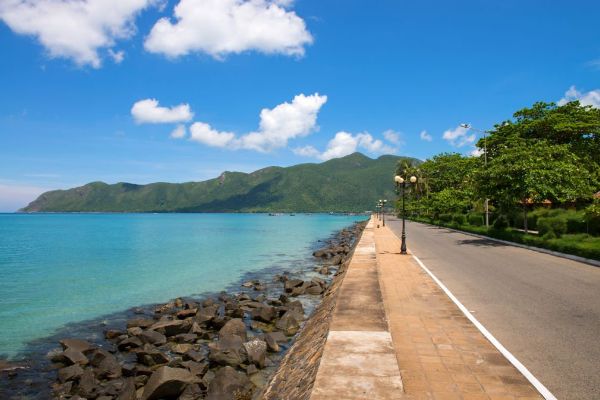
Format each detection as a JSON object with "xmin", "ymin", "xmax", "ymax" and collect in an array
[{"xmin": 414, "ymin": 221, "xmax": 600, "ymax": 268}]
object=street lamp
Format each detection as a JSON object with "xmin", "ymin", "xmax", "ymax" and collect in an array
[
  {"xmin": 395, "ymin": 175, "xmax": 417, "ymax": 254},
  {"xmin": 381, "ymin": 199, "xmax": 387, "ymax": 226},
  {"xmin": 461, "ymin": 123, "xmax": 490, "ymax": 228}
]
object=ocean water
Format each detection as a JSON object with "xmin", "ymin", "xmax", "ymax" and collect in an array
[{"xmin": 0, "ymin": 213, "xmax": 366, "ymax": 359}]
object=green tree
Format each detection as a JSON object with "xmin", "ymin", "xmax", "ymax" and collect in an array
[{"xmin": 476, "ymin": 140, "xmax": 593, "ymax": 231}]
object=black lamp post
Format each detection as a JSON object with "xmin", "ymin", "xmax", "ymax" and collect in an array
[
  {"xmin": 381, "ymin": 199, "xmax": 387, "ymax": 226},
  {"xmin": 395, "ymin": 175, "xmax": 417, "ymax": 254}
]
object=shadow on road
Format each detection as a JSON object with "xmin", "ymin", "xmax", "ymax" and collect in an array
[{"xmin": 455, "ymin": 238, "xmax": 508, "ymax": 248}]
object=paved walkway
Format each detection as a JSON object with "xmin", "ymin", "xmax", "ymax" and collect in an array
[
  {"xmin": 376, "ymin": 223, "xmax": 542, "ymax": 400},
  {"xmin": 309, "ymin": 217, "xmax": 544, "ymax": 400},
  {"xmin": 310, "ymin": 218, "xmax": 404, "ymax": 399}
]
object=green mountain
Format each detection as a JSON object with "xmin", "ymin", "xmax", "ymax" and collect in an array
[{"xmin": 21, "ymin": 153, "xmax": 420, "ymax": 213}]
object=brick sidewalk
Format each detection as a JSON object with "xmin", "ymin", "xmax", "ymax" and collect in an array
[{"xmin": 375, "ymin": 223, "xmax": 542, "ymax": 400}]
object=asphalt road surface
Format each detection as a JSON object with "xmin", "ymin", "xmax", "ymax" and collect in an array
[{"xmin": 385, "ymin": 218, "xmax": 600, "ymax": 400}]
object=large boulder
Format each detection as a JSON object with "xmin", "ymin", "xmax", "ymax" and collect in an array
[
  {"xmin": 116, "ymin": 378, "xmax": 137, "ymax": 400},
  {"xmin": 218, "ymin": 319, "xmax": 247, "ymax": 341},
  {"xmin": 283, "ymin": 279, "xmax": 304, "ymax": 292},
  {"xmin": 250, "ymin": 304, "xmax": 276, "ymax": 323},
  {"xmin": 60, "ymin": 339, "xmax": 94, "ymax": 353},
  {"xmin": 62, "ymin": 348, "xmax": 89, "ymax": 366},
  {"xmin": 275, "ymin": 311, "xmax": 301, "ymax": 336},
  {"xmin": 136, "ymin": 347, "xmax": 170, "ymax": 367},
  {"xmin": 127, "ymin": 319, "xmax": 155, "ymax": 329},
  {"xmin": 208, "ymin": 335, "xmax": 245, "ymax": 367},
  {"xmin": 57, "ymin": 364, "xmax": 84, "ymax": 383},
  {"xmin": 150, "ymin": 319, "xmax": 189, "ymax": 337},
  {"xmin": 243, "ymin": 338, "xmax": 267, "ymax": 368},
  {"xmin": 139, "ymin": 330, "xmax": 167, "ymax": 346},
  {"xmin": 205, "ymin": 366, "xmax": 251, "ymax": 400},
  {"xmin": 141, "ymin": 366, "xmax": 197, "ymax": 400},
  {"xmin": 196, "ymin": 304, "xmax": 219, "ymax": 325}
]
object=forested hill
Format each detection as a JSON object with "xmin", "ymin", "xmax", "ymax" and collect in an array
[{"xmin": 21, "ymin": 153, "xmax": 419, "ymax": 213}]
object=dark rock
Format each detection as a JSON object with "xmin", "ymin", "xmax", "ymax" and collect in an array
[
  {"xmin": 172, "ymin": 343, "xmax": 193, "ymax": 354},
  {"xmin": 243, "ymin": 338, "xmax": 267, "ymax": 368},
  {"xmin": 178, "ymin": 383, "xmax": 204, "ymax": 400},
  {"xmin": 105, "ymin": 329, "xmax": 124, "ymax": 340},
  {"xmin": 141, "ymin": 366, "xmax": 197, "ymax": 400},
  {"xmin": 205, "ymin": 366, "xmax": 251, "ymax": 400},
  {"xmin": 60, "ymin": 339, "xmax": 94, "ymax": 353},
  {"xmin": 116, "ymin": 378, "xmax": 137, "ymax": 400},
  {"xmin": 218, "ymin": 318, "xmax": 247, "ymax": 341},
  {"xmin": 136, "ymin": 348, "xmax": 170, "ymax": 367},
  {"xmin": 174, "ymin": 333, "xmax": 198, "ymax": 343},
  {"xmin": 306, "ymin": 284, "xmax": 324, "ymax": 295},
  {"xmin": 62, "ymin": 348, "xmax": 89, "ymax": 366},
  {"xmin": 283, "ymin": 279, "xmax": 303, "ymax": 292},
  {"xmin": 57, "ymin": 364, "xmax": 84, "ymax": 383},
  {"xmin": 127, "ymin": 319, "xmax": 155, "ymax": 329},
  {"xmin": 261, "ymin": 334, "xmax": 279, "ymax": 353},
  {"xmin": 183, "ymin": 349, "xmax": 205, "ymax": 363},
  {"xmin": 77, "ymin": 369, "xmax": 97, "ymax": 398},
  {"xmin": 250, "ymin": 304, "xmax": 276, "ymax": 323},
  {"xmin": 92, "ymin": 350, "xmax": 122, "ymax": 379},
  {"xmin": 139, "ymin": 329, "xmax": 167, "ymax": 346},
  {"xmin": 312, "ymin": 248, "xmax": 329, "ymax": 258},
  {"xmin": 208, "ymin": 335, "xmax": 245, "ymax": 367},
  {"xmin": 121, "ymin": 363, "xmax": 136, "ymax": 377},
  {"xmin": 127, "ymin": 326, "xmax": 143, "ymax": 336},
  {"xmin": 330, "ymin": 254, "xmax": 343, "ymax": 265},
  {"xmin": 117, "ymin": 336, "xmax": 143, "ymax": 351},
  {"xmin": 180, "ymin": 360, "xmax": 208, "ymax": 377},
  {"xmin": 246, "ymin": 364, "xmax": 258, "ymax": 375},
  {"xmin": 150, "ymin": 319, "xmax": 188, "ymax": 336},
  {"xmin": 196, "ymin": 304, "xmax": 219, "ymax": 325},
  {"xmin": 275, "ymin": 311, "xmax": 300, "ymax": 336},
  {"xmin": 176, "ymin": 309, "xmax": 197, "ymax": 319}
]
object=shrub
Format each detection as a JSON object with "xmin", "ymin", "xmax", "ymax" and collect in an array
[
  {"xmin": 467, "ymin": 213, "xmax": 484, "ymax": 226},
  {"xmin": 452, "ymin": 214, "xmax": 466, "ymax": 225},
  {"xmin": 537, "ymin": 217, "xmax": 567, "ymax": 237},
  {"xmin": 439, "ymin": 213, "xmax": 452, "ymax": 223},
  {"xmin": 493, "ymin": 215, "xmax": 509, "ymax": 230},
  {"xmin": 566, "ymin": 215, "xmax": 587, "ymax": 234}
]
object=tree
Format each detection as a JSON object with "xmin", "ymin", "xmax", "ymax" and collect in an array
[{"xmin": 476, "ymin": 140, "xmax": 593, "ymax": 231}]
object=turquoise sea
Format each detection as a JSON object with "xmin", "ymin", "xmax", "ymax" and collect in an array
[{"xmin": 0, "ymin": 213, "xmax": 366, "ymax": 359}]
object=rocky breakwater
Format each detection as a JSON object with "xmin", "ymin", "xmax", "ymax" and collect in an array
[
  {"xmin": 260, "ymin": 221, "xmax": 367, "ymax": 400},
  {"xmin": 43, "ymin": 221, "xmax": 366, "ymax": 400}
]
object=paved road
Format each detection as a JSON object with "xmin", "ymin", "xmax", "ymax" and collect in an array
[{"xmin": 385, "ymin": 218, "xmax": 600, "ymax": 400}]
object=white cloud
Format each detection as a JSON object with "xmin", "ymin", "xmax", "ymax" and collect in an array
[
  {"xmin": 108, "ymin": 49, "xmax": 125, "ymax": 64},
  {"xmin": 420, "ymin": 130, "xmax": 432, "ymax": 142},
  {"xmin": 0, "ymin": 0, "xmax": 156, "ymax": 68},
  {"xmin": 295, "ymin": 131, "xmax": 397, "ymax": 161},
  {"xmin": 170, "ymin": 124, "xmax": 187, "ymax": 139},
  {"xmin": 144, "ymin": 0, "xmax": 313, "ymax": 59},
  {"xmin": 558, "ymin": 86, "xmax": 600, "ymax": 108},
  {"xmin": 131, "ymin": 98, "xmax": 194, "ymax": 124},
  {"xmin": 470, "ymin": 147, "xmax": 484, "ymax": 157},
  {"xmin": 292, "ymin": 145, "xmax": 320, "ymax": 158},
  {"xmin": 442, "ymin": 125, "xmax": 475, "ymax": 147},
  {"xmin": 188, "ymin": 93, "xmax": 327, "ymax": 152},
  {"xmin": 383, "ymin": 129, "xmax": 401, "ymax": 144},
  {"xmin": 189, "ymin": 122, "xmax": 236, "ymax": 147}
]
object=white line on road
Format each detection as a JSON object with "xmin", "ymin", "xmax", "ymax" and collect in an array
[{"xmin": 411, "ymin": 254, "xmax": 558, "ymax": 400}]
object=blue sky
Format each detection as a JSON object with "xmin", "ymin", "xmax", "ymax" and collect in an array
[{"xmin": 1, "ymin": 0, "xmax": 599, "ymax": 211}]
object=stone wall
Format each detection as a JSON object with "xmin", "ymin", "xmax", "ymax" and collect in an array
[{"xmin": 260, "ymin": 222, "xmax": 367, "ymax": 400}]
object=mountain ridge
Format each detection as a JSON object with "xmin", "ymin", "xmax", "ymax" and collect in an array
[{"xmin": 21, "ymin": 153, "xmax": 420, "ymax": 213}]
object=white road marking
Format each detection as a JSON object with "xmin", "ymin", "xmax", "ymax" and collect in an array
[{"xmin": 411, "ymin": 254, "xmax": 558, "ymax": 400}]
